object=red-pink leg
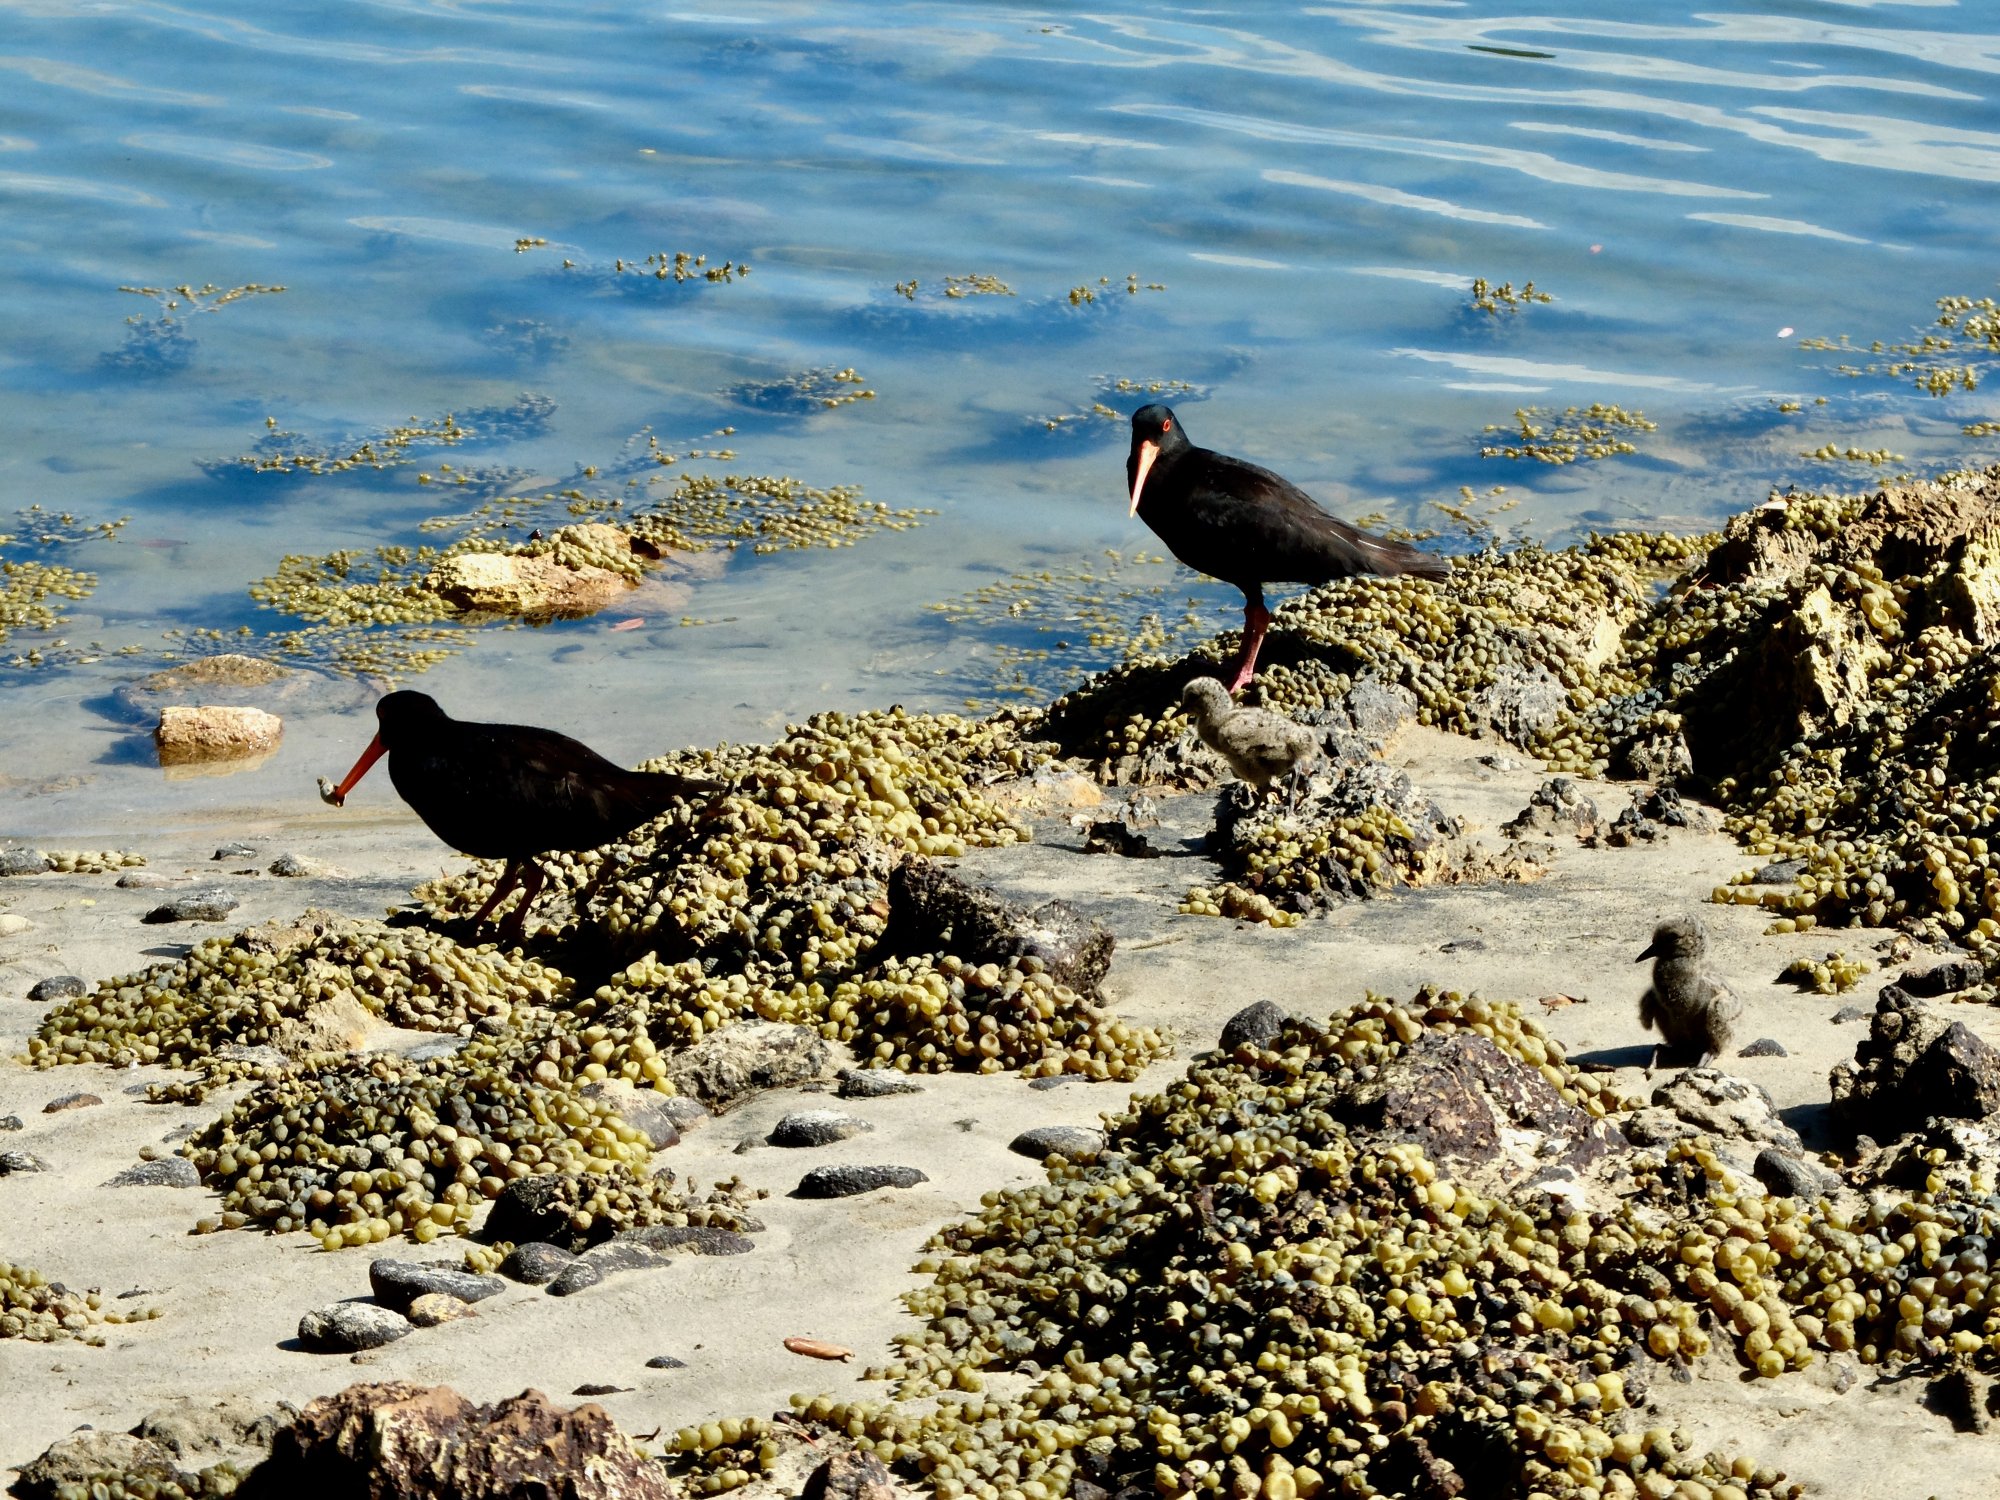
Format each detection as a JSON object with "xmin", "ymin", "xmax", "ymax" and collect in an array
[
  {"xmin": 1226, "ymin": 599, "xmax": 1272, "ymax": 693},
  {"xmin": 470, "ymin": 860, "xmax": 524, "ymax": 928},
  {"xmin": 496, "ymin": 860, "xmax": 549, "ymax": 946}
]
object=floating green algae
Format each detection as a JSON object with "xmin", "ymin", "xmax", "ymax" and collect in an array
[
  {"xmin": 1481, "ymin": 404, "xmax": 1657, "ymax": 464},
  {"xmin": 1798, "ymin": 287, "xmax": 2000, "ymax": 402},
  {"xmin": 725, "ymin": 366, "xmax": 876, "ymax": 414},
  {"xmin": 105, "ymin": 281, "xmax": 287, "ymax": 374},
  {"xmin": 1, "ymin": 507, "xmax": 128, "ymax": 663},
  {"xmin": 1469, "ymin": 276, "xmax": 1553, "ymax": 315},
  {"xmin": 665, "ymin": 994, "xmax": 1928, "ymax": 1499},
  {"xmin": 1067, "ymin": 274, "xmax": 1167, "ymax": 306},
  {"xmin": 1035, "ymin": 376, "xmax": 1205, "ymax": 434},
  {"xmin": 590, "ymin": 249, "xmax": 748, "ymax": 283}
]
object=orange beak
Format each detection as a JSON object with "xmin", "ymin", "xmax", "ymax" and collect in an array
[
  {"xmin": 1129, "ymin": 439, "xmax": 1158, "ymax": 517},
  {"xmin": 325, "ymin": 732, "xmax": 385, "ymax": 808}
]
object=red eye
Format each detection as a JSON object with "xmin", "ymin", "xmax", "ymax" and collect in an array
[{"xmin": 1162, "ymin": 417, "xmax": 1172, "ymax": 432}]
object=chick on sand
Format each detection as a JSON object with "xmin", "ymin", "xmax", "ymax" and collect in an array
[
  {"xmin": 1636, "ymin": 915, "xmax": 1742, "ymax": 1072},
  {"xmin": 1181, "ymin": 678, "xmax": 1320, "ymax": 803}
]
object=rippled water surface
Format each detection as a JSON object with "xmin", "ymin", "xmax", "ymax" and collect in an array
[{"xmin": 4, "ymin": 0, "xmax": 1999, "ymax": 834}]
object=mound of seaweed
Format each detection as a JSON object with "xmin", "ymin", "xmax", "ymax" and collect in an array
[{"xmin": 709, "ymin": 993, "xmax": 2000, "ymax": 1500}]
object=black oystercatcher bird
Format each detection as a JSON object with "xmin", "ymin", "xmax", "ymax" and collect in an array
[
  {"xmin": 320, "ymin": 690, "xmax": 721, "ymax": 939},
  {"xmin": 1126, "ymin": 404, "xmax": 1450, "ymax": 691}
]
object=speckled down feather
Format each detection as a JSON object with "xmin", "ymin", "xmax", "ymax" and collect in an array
[
  {"xmin": 1181, "ymin": 678, "xmax": 1319, "ymax": 789},
  {"xmin": 1637, "ymin": 915, "xmax": 1743, "ymax": 1067}
]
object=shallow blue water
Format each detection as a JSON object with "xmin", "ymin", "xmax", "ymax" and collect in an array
[{"xmin": 3, "ymin": 0, "xmax": 1999, "ymax": 832}]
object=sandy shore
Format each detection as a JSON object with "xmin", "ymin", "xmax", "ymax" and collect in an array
[{"xmin": 4, "ymin": 724, "xmax": 1999, "ymax": 1496}]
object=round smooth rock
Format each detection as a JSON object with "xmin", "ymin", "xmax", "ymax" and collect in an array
[
  {"xmin": 117, "ymin": 871, "xmax": 177, "ymax": 889},
  {"xmin": 794, "ymin": 1164, "xmax": 929, "ymax": 1199},
  {"xmin": 367, "ymin": 1258, "xmax": 506, "ymax": 1310},
  {"xmin": 498, "ymin": 1241, "xmax": 576, "ymax": 1285},
  {"xmin": 1218, "ymin": 999, "xmax": 1287, "ymax": 1053},
  {"xmin": 0, "ymin": 914, "xmax": 31, "ymax": 939},
  {"xmin": 769, "ymin": 1109, "xmax": 873, "ymax": 1148},
  {"xmin": 297, "ymin": 1303, "xmax": 413, "ymax": 1352},
  {"xmin": 44, "ymin": 1092, "xmax": 102, "ymax": 1113},
  {"xmin": 1009, "ymin": 1125, "xmax": 1107, "ymax": 1163},
  {"xmin": 27, "ymin": 976, "xmax": 86, "ymax": 1003},
  {"xmin": 836, "ymin": 1069, "xmax": 924, "ymax": 1100},
  {"xmin": 0, "ymin": 850, "xmax": 50, "ymax": 877},
  {"xmin": 406, "ymin": 1292, "xmax": 476, "ymax": 1327},
  {"xmin": 106, "ymin": 1158, "xmax": 202, "ymax": 1189},
  {"xmin": 143, "ymin": 889, "xmax": 239, "ymax": 924}
]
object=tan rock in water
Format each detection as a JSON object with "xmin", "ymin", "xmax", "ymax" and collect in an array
[
  {"xmin": 426, "ymin": 549, "xmax": 631, "ymax": 618},
  {"xmin": 154, "ymin": 705, "xmax": 283, "ymax": 766}
]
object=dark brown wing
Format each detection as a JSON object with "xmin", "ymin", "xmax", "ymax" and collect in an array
[{"xmin": 1172, "ymin": 449, "xmax": 1448, "ymax": 589}]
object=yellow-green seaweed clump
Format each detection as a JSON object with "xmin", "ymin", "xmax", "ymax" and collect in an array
[{"xmin": 1, "ymin": 1260, "xmax": 158, "ymax": 1344}]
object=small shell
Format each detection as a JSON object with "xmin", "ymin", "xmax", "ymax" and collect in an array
[
  {"xmin": 317, "ymin": 777, "xmax": 345, "ymax": 808},
  {"xmin": 783, "ymin": 1336, "xmax": 853, "ymax": 1362}
]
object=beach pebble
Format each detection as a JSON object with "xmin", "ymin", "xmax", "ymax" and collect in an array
[
  {"xmin": 1027, "ymin": 1075, "xmax": 1075, "ymax": 1091},
  {"xmin": 1753, "ymin": 858, "xmax": 1807, "ymax": 884},
  {"xmin": 267, "ymin": 853, "xmax": 326, "ymax": 877},
  {"xmin": 547, "ymin": 1242, "xmax": 670, "ymax": 1297},
  {"xmin": 297, "ymin": 1302, "xmax": 413, "ymax": 1352},
  {"xmin": 155, "ymin": 706, "xmax": 282, "ymax": 767},
  {"xmin": 26, "ymin": 975, "xmax": 86, "ymax": 1003},
  {"xmin": 1, "ymin": 1150, "xmax": 51, "ymax": 1174},
  {"xmin": 1219, "ymin": 999, "xmax": 1287, "ymax": 1053},
  {"xmin": 795, "ymin": 1164, "xmax": 929, "ymax": 1198},
  {"xmin": 368, "ymin": 1258, "xmax": 506, "ymax": 1311},
  {"xmin": 802, "ymin": 1449, "xmax": 897, "ymax": 1500},
  {"xmin": 658, "ymin": 1096, "xmax": 709, "ymax": 1130},
  {"xmin": 770, "ymin": 1109, "xmax": 873, "ymax": 1147},
  {"xmin": 1737, "ymin": 1037, "xmax": 1789, "ymax": 1058},
  {"xmin": 0, "ymin": 1115, "xmax": 21, "ymax": 1131},
  {"xmin": 615, "ymin": 1225, "xmax": 755, "ymax": 1257},
  {"xmin": 1900, "ymin": 958, "xmax": 1986, "ymax": 997},
  {"xmin": 571, "ymin": 1383, "xmax": 630, "ymax": 1397},
  {"xmin": 212, "ymin": 843, "xmax": 257, "ymax": 861},
  {"xmin": 44, "ymin": 1092, "xmax": 102, "ymax": 1113},
  {"xmin": 0, "ymin": 849, "xmax": 50, "ymax": 877},
  {"xmin": 0, "ymin": 914, "xmax": 32, "ymax": 938},
  {"xmin": 106, "ymin": 1158, "xmax": 201, "ymax": 1189},
  {"xmin": 1754, "ymin": 1147, "xmax": 1842, "ymax": 1200},
  {"xmin": 117, "ymin": 870, "xmax": 177, "ymax": 889},
  {"xmin": 645, "ymin": 1354, "xmax": 688, "ymax": 1370},
  {"xmin": 1009, "ymin": 1125, "xmax": 1107, "ymax": 1163},
  {"xmin": 837, "ymin": 1068, "xmax": 924, "ymax": 1099},
  {"xmin": 143, "ymin": 888, "xmax": 239, "ymax": 923},
  {"xmin": 498, "ymin": 1241, "xmax": 576, "ymax": 1285},
  {"xmin": 1833, "ymin": 1005, "xmax": 1868, "ymax": 1024},
  {"xmin": 406, "ymin": 1292, "xmax": 476, "ymax": 1328}
]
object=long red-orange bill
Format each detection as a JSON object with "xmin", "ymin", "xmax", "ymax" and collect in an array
[
  {"xmin": 1128, "ymin": 439, "xmax": 1158, "ymax": 517},
  {"xmin": 326, "ymin": 732, "xmax": 385, "ymax": 807}
]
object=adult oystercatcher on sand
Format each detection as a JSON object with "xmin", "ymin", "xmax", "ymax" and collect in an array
[
  {"xmin": 1125, "ymin": 404, "xmax": 1450, "ymax": 691},
  {"xmin": 320, "ymin": 690, "xmax": 720, "ymax": 939}
]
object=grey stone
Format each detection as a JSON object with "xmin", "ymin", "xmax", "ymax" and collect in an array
[
  {"xmin": 27, "ymin": 975, "xmax": 86, "ymax": 1003},
  {"xmin": 1753, "ymin": 858, "xmax": 1807, "ymax": 884},
  {"xmin": 1218, "ymin": 999, "xmax": 1287, "ymax": 1053},
  {"xmin": 802, "ymin": 1448, "xmax": 897, "ymax": 1500},
  {"xmin": 212, "ymin": 843, "xmax": 257, "ymax": 860},
  {"xmin": 1, "ymin": 1149, "xmax": 51, "ymax": 1174},
  {"xmin": 498, "ymin": 1241, "xmax": 576, "ymax": 1285},
  {"xmin": 143, "ymin": 888, "xmax": 239, "ymax": 923},
  {"xmin": 117, "ymin": 870, "xmax": 177, "ymax": 889},
  {"xmin": 1737, "ymin": 1037, "xmax": 1789, "ymax": 1058},
  {"xmin": 1899, "ymin": 959, "xmax": 1986, "ymax": 998},
  {"xmin": 645, "ymin": 1354, "xmax": 688, "ymax": 1370},
  {"xmin": 0, "ymin": 1115, "xmax": 21, "ymax": 1131},
  {"xmin": 267, "ymin": 853, "xmax": 320, "ymax": 877},
  {"xmin": 837, "ymin": 1068, "xmax": 924, "ymax": 1099},
  {"xmin": 106, "ymin": 1157, "xmax": 202, "ymax": 1189},
  {"xmin": 614, "ymin": 1225, "xmax": 755, "ymax": 1257},
  {"xmin": 1027, "ymin": 1075, "xmax": 1075, "ymax": 1091},
  {"xmin": 878, "ymin": 859, "xmax": 1115, "ymax": 1000},
  {"xmin": 1466, "ymin": 667, "xmax": 1568, "ymax": 748},
  {"xmin": 44, "ymin": 1092, "xmax": 102, "ymax": 1113},
  {"xmin": 296, "ymin": 1302, "xmax": 413, "ymax": 1352},
  {"xmin": 367, "ymin": 1258, "xmax": 507, "ymax": 1311},
  {"xmin": 1633, "ymin": 1070, "xmax": 1804, "ymax": 1158},
  {"xmin": 547, "ymin": 1241, "xmax": 670, "ymax": 1297},
  {"xmin": 1753, "ymin": 1148, "xmax": 1840, "ymax": 1200},
  {"xmin": 1009, "ymin": 1125, "xmax": 1107, "ymax": 1163},
  {"xmin": 12, "ymin": 1432, "xmax": 188, "ymax": 1500},
  {"xmin": 0, "ymin": 849, "xmax": 50, "ymax": 877},
  {"xmin": 770, "ymin": 1109, "xmax": 873, "ymax": 1148},
  {"xmin": 664, "ymin": 1020, "xmax": 838, "ymax": 1112},
  {"xmin": 1832, "ymin": 1005, "xmax": 1868, "ymax": 1024},
  {"xmin": 795, "ymin": 1164, "xmax": 930, "ymax": 1198},
  {"xmin": 1501, "ymin": 777, "xmax": 1602, "ymax": 840},
  {"xmin": 133, "ymin": 1394, "xmax": 284, "ymax": 1460}
]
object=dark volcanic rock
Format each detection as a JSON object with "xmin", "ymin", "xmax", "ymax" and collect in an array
[
  {"xmin": 770, "ymin": 1109, "xmax": 873, "ymax": 1148},
  {"xmin": 296, "ymin": 1303, "xmax": 414, "ymax": 1352},
  {"xmin": 1501, "ymin": 777, "xmax": 1601, "ymax": 841},
  {"xmin": 143, "ymin": 888, "xmax": 239, "ymax": 924},
  {"xmin": 1832, "ymin": 1005, "xmax": 1868, "ymax": 1024},
  {"xmin": 1586, "ymin": 785, "xmax": 1716, "ymax": 847},
  {"xmin": 1899, "ymin": 959, "xmax": 1986, "ymax": 998},
  {"xmin": 498, "ymin": 1242, "xmax": 575, "ymax": 1285},
  {"xmin": 1081, "ymin": 818, "xmax": 1162, "ymax": 858},
  {"xmin": 1218, "ymin": 999, "xmax": 1287, "ymax": 1054},
  {"xmin": 27, "ymin": 975, "xmax": 86, "ymax": 1003},
  {"xmin": 1737, "ymin": 1038, "xmax": 1788, "ymax": 1058},
  {"xmin": 837, "ymin": 1068, "xmax": 923, "ymax": 1099},
  {"xmin": 663, "ymin": 1020, "xmax": 837, "ymax": 1112},
  {"xmin": 645, "ymin": 1354, "xmax": 688, "ymax": 1370},
  {"xmin": 794, "ymin": 1164, "xmax": 930, "ymax": 1198},
  {"xmin": 239, "ymin": 1382, "xmax": 673, "ymax": 1500},
  {"xmin": 801, "ymin": 1449, "xmax": 898, "ymax": 1500},
  {"xmin": 106, "ymin": 1157, "xmax": 202, "ymax": 1188},
  {"xmin": 547, "ymin": 1242, "xmax": 670, "ymax": 1297},
  {"xmin": 615, "ymin": 1224, "xmax": 755, "ymax": 1257},
  {"xmin": 1830, "ymin": 986, "xmax": 2000, "ymax": 1136},
  {"xmin": 1754, "ymin": 1148, "xmax": 1840, "ymax": 1200},
  {"xmin": 12, "ymin": 1432, "xmax": 188, "ymax": 1500},
  {"xmin": 1009, "ymin": 1126, "xmax": 1106, "ymax": 1163},
  {"xmin": 369, "ymin": 1259, "xmax": 507, "ymax": 1311},
  {"xmin": 878, "ymin": 859, "xmax": 1115, "ymax": 999},
  {"xmin": 1, "ymin": 1149, "xmax": 52, "ymax": 1174},
  {"xmin": 1466, "ymin": 666, "xmax": 1568, "ymax": 749}
]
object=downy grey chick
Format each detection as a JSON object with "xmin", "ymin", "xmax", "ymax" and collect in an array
[
  {"xmin": 1636, "ymin": 915, "xmax": 1742, "ymax": 1072},
  {"xmin": 1181, "ymin": 678, "xmax": 1320, "ymax": 807}
]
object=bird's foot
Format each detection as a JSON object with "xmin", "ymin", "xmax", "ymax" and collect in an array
[{"xmin": 317, "ymin": 777, "xmax": 345, "ymax": 808}]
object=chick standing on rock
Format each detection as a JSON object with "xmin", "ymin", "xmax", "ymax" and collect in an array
[
  {"xmin": 1636, "ymin": 916, "xmax": 1742, "ymax": 1073},
  {"xmin": 1181, "ymin": 678, "xmax": 1320, "ymax": 809}
]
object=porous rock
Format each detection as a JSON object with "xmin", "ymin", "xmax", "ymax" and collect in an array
[
  {"xmin": 801, "ymin": 1449, "xmax": 898, "ymax": 1500},
  {"xmin": 1, "ymin": 1149, "xmax": 51, "ymax": 1173},
  {"xmin": 663, "ymin": 1020, "xmax": 838, "ymax": 1112},
  {"xmin": 770, "ymin": 1109, "xmax": 873, "ymax": 1147},
  {"xmin": 877, "ymin": 858, "xmax": 1114, "ymax": 999},
  {"xmin": 106, "ymin": 1156, "xmax": 202, "ymax": 1188},
  {"xmin": 1009, "ymin": 1125, "xmax": 1106, "ymax": 1163},
  {"xmin": 155, "ymin": 705, "xmax": 283, "ymax": 766},
  {"xmin": 368, "ymin": 1258, "xmax": 507, "ymax": 1311},
  {"xmin": 297, "ymin": 1302, "xmax": 415, "ymax": 1352},
  {"xmin": 426, "ymin": 548, "xmax": 632, "ymax": 618},
  {"xmin": 1466, "ymin": 666, "xmax": 1568, "ymax": 748},
  {"xmin": 27, "ymin": 975, "xmax": 86, "ymax": 1003},
  {"xmin": 238, "ymin": 1382, "xmax": 673, "ymax": 1500},
  {"xmin": 615, "ymin": 1224, "xmax": 755, "ymax": 1257},
  {"xmin": 11, "ymin": 1431, "xmax": 189, "ymax": 1500},
  {"xmin": 1500, "ymin": 777, "xmax": 1601, "ymax": 840},
  {"xmin": 837, "ymin": 1068, "xmax": 923, "ymax": 1099},
  {"xmin": 134, "ymin": 1394, "xmax": 286, "ymax": 1461},
  {"xmin": 143, "ymin": 887, "xmax": 240, "ymax": 923},
  {"xmin": 271, "ymin": 993, "xmax": 378, "ymax": 1059},
  {"xmin": 1899, "ymin": 958, "xmax": 1986, "ymax": 997},
  {"xmin": 1830, "ymin": 985, "xmax": 2000, "ymax": 1136},
  {"xmin": 1217, "ymin": 999, "xmax": 1287, "ymax": 1054},
  {"xmin": 0, "ymin": 848, "xmax": 51, "ymax": 876},
  {"xmin": 794, "ymin": 1164, "xmax": 929, "ymax": 1198},
  {"xmin": 1638, "ymin": 1069, "xmax": 1804, "ymax": 1157}
]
